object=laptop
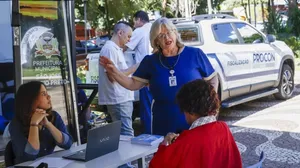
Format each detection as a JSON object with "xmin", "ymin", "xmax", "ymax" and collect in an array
[{"xmin": 63, "ymin": 121, "xmax": 121, "ymax": 162}]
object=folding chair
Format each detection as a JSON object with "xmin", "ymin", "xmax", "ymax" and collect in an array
[{"xmin": 4, "ymin": 141, "xmax": 15, "ymax": 167}]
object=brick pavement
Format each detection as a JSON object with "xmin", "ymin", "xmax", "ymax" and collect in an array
[{"xmin": 219, "ymin": 71, "xmax": 300, "ymax": 168}]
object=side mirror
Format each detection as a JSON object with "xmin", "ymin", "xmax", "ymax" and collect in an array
[{"xmin": 267, "ymin": 34, "xmax": 276, "ymax": 43}]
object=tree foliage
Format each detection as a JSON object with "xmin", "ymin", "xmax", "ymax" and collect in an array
[
  {"xmin": 74, "ymin": 0, "xmax": 103, "ymax": 27},
  {"xmin": 288, "ymin": 7, "xmax": 300, "ymax": 37},
  {"xmin": 75, "ymin": 0, "xmax": 176, "ymax": 31},
  {"xmin": 169, "ymin": 0, "xmax": 200, "ymax": 17},
  {"xmin": 75, "ymin": 0, "xmax": 141, "ymax": 31},
  {"xmin": 74, "ymin": 0, "xmax": 229, "ymax": 31},
  {"xmin": 196, "ymin": 0, "xmax": 226, "ymax": 14}
]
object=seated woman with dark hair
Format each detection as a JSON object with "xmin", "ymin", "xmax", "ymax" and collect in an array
[
  {"xmin": 9, "ymin": 81, "xmax": 73, "ymax": 164},
  {"xmin": 150, "ymin": 79, "xmax": 242, "ymax": 168}
]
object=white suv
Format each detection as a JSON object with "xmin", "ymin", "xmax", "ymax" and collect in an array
[{"xmin": 174, "ymin": 14, "xmax": 295, "ymax": 107}]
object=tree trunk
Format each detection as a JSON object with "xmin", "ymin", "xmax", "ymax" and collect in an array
[
  {"xmin": 104, "ymin": 0, "xmax": 110, "ymax": 33},
  {"xmin": 267, "ymin": 0, "xmax": 276, "ymax": 34},
  {"xmin": 248, "ymin": 0, "xmax": 251, "ymax": 23},
  {"xmin": 241, "ymin": 0, "xmax": 249, "ymax": 21},
  {"xmin": 271, "ymin": 0, "xmax": 275, "ymax": 27},
  {"xmin": 162, "ymin": 0, "xmax": 167, "ymax": 17},
  {"xmin": 254, "ymin": 0, "xmax": 257, "ymax": 27},
  {"xmin": 267, "ymin": 0, "xmax": 271, "ymax": 33},
  {"xmin": 175, "ymin": 0, "xmax": 179, "ymax": 17},
  {"xmin": 261, "ymin": 0, "xmax": 265, "ymax": 25},
  {"xmin": 288, "ymin": 0, "xmax": 298, "ymax": 18}
]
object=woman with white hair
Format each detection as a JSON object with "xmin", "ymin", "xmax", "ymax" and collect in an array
[{"xmin": 100, "ymin": 17, "xmax": 218, "ymax": 135}]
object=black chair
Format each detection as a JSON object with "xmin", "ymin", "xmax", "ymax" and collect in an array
[{"xmin": 4, "ymin": 141, "xmax": 15, "ymax": 167}]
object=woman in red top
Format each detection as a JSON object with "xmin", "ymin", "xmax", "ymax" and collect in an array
[{"xmin": 150, "ymin": 79, "xmax": 242, "ymax": 168}]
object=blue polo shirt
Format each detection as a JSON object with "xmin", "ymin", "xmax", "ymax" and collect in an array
[{"xmin": 133, "ymin": 46, "xmax": 216, "ymax": 135}]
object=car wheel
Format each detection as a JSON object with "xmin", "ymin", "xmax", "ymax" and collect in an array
[{"xmin": 274, "ymin": 64, "xmax": 294, "ymax": 100}]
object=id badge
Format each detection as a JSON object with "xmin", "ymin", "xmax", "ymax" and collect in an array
[{"xmin": 169, "ymin": 76, "xmax": 177, "ymax": 87}]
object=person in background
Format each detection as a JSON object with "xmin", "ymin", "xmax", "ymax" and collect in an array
[
  {"xmin": 149, "ymin": 79, "xmax": 242, "ymax": 168},
  {"xmin": 100, "ymin": 17, "xmax": 218, "ymax": 135},
  {"xmin": 98, "ymin": 21, "xmax": 136, "ymax": 137},
  {"xmin": 124, "ymin": 10, "xmax": 153, "ymax": 134},
  {"xmin": 9, "ymin": 81, "xmax": 73, "ymax": 165},
  {"xmin": 124, "ymin": 10, "xmax": 152, "ymax": 62},
  {"xmin": 95, "ymin": 28, "xmax": 103, "ymax": 47}
]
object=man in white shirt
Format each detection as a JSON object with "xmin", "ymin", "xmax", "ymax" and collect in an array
[
  {"xmin": 124, "ymin": 11, "xmax": 153, "ymax": 134},
  {"xmin": 98, "ymin": 21, "xmax": 136, "ymax": 136},
  {"xmin": 125, "ymin": 10, "xmax": 152, "ymax": 62}
]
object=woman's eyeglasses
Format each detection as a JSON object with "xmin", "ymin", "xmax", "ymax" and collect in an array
[{"xmin": 157, "ymin": 30, "xmax": 174, "ymax": 40}]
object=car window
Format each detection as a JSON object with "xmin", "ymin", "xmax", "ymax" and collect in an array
[
  {"xmin": 213, "ymin": 23, "xmax": 239, "ymax": 44},
  {"xmin": 177, "ymin": 26, "xmax": 201, "ymax": 44},
  {"xmin": 234, "ymin": 23, "xmax": 264, "ymax": 44}
]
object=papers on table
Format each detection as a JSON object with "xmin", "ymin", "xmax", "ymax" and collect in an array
[{"xmin": 29, "ymin": 157, "xmax": 73, "ymax": 168}]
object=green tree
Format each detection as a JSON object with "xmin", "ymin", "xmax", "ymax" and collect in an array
[
  {"xmin": 212, "ymin": 0, "xmax": 227, "ymax": 11},
  {"xmin": 147, "ymin": 0, "xmax": 174, "ymax": 17},
  {"xmin": 75, "ymin": 0, "xmax": 143, "ymax": 31},
  {"xmin": 74, "ymin": 0, "xmax": 104, "ymax": 28},
  {"xmin": 288, "ymin": 7, "xmax": 300, "ymax": 37},
  {"xmin": 265, "ymin": 0, "xmax": 287, "ymax": 34},
  {"xmin": 75, "ymin": 0, "xmax": 175, "ymax": 31},
  {"xmin": 220, "ymin": 0, "xmax": 241, "ymax": 10},
  {"xmin": 196, "ymin": 0, "xmax": 226, "ymax": 14}
]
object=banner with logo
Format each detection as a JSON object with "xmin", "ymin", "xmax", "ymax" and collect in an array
[{"xmin": 19, "ymin": 1, "xmax": 74, "ymax": 127}]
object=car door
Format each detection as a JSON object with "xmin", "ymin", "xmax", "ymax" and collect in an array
[
  {"xmin": 233, "ymin": 22, "xmax": 279, "ymax": 92},
  {"xmin": 211, "ymin": 23, "xmax": 252, "ymax": 97}
]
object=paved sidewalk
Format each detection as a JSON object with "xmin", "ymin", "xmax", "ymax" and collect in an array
[{"xmin": 220, "ymin": 71, "xmax": 300, "ymax": 168}]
